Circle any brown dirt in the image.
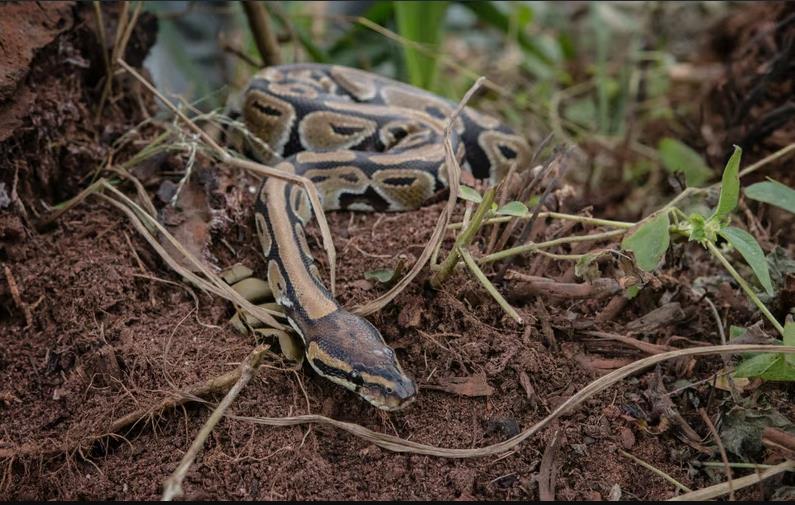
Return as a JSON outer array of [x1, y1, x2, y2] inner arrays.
[[1, 2, 793, 501]]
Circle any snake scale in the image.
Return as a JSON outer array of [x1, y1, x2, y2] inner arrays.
[[236, 64, 530, 410]]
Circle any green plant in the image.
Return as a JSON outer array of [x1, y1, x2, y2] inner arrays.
[[439, 142, 795, 384], [394, 1, 449, 92], [620, 145, 795, 380]]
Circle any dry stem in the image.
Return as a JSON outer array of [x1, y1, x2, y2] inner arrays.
[[162, 345, 269, 501], [242, 1, 282, 66]]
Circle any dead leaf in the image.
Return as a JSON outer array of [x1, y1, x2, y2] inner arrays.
[[425, 373, 494, 397], [626, 302, 685, 333], [538, 429, 561, 501], [517, 369, 538, 407], [721, 405, 794, 460], [350, 279, 374, 291], [159, 178, 213, 273], [713, 368, 750, 393]]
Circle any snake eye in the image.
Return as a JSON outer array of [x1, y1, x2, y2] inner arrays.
[[385, 386, 394, 394]]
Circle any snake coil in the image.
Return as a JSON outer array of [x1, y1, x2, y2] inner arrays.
[[237, 64, 531, 410]]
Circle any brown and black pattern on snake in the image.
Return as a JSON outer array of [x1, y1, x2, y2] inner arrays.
[[240, 64, 530, 410], [255, 167, 416, 410]]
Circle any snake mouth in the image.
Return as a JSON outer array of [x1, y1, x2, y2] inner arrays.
[[360, 377, 417, 411], [382, 393, 417, 411]]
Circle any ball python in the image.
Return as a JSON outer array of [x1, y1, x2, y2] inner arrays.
[[235, 63, 530, 410]]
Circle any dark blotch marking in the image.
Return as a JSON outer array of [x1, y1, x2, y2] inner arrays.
[[252, 101, 282, 117], [390, 127, 408, 141], [312, 358, 348, 381], [498, 143, 518, 159], [331, 124, 365, 136], [340, 173, 360, 183], [312, 358, 364, 387], [382, 177, 416, 187], [339, 187, 390, 211], [426, 105, 447, 119]]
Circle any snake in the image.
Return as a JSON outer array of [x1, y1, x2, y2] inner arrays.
[[236, 64, 530, 410]]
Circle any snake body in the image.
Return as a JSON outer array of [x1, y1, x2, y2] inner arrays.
[[240, 64, 530, 410]]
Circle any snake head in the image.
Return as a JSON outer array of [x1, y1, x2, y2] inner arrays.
[[304, 310, 417, 411]]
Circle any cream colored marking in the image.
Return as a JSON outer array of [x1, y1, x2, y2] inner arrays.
[[286, 316, 306, 344], [295, 150, 357, 164], [286, 69, 340, 95], [324, 100, 442, 129], [269, 81, 319, 100], [294, 222, 313, 260], [381, 85, 451, 116], [346, 202, 376, 212], [289, 185, 313, 224], [265, 179, 337, 319], [306, 341, 356, 393], [243, 89, 295, 156], [372, 168, 436, 210], [478, 130, 531, 183], [274, 160, 296, 174], [306, 341, 352, 370], [299, 111, 377, 151], [360, 371, 399, 390], [463, 107, 501, 129], [255, 212, 272, 257], [309, 264, 324, 285], [368, 144, 444, 165], [395, 130, 433, 150], [377, 119, 418, 150], [267, 259, 288, 306], [330, 65, 377, 101], [381, 85, 463, 133], [254, 68, 284, 81], [303, 165, 369, 186], [303, 165, 370, 205]]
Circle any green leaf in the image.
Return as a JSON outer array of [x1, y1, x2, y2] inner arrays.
[[658, 138, 712, 187], [364, 268, 397, 284], [458, 185, 482, 203], [785, 321, 795, 366], [734, 353, 779, 378], [756, 355, 795, 381], [621, 211, 670, 271], [496, 201, 529, 218], [745, 179, 795, 215], [729, 325, 748, 341], [718, 226, 774, 296], [711, 145, 742, 222], [625, 285, 640, 300], [784, 321, 795, 346]]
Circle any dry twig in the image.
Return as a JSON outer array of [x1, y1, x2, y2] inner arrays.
[[242, 1, 282, 66], [698, 408, 734, 500], [162, 345, 269, 501]]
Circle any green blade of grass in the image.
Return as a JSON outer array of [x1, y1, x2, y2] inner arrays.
[[394, 0, 449, 91], [460, 2, 553, 63]]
